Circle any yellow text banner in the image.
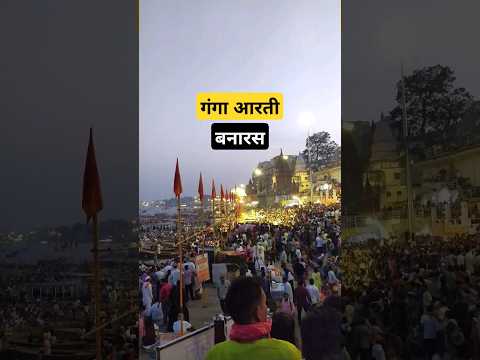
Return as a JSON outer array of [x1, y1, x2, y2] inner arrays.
[[196, 92, 283, 120]]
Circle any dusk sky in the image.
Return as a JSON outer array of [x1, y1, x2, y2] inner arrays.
[[140, 0, 341, 200], [343, 0, 480, 123], [1, 1, 137, 231]]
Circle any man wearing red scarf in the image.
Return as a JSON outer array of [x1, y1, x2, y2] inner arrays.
[[206, 277, 301, 360]]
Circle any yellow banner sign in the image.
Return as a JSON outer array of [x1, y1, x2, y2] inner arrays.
[[195, 254, 210, 282], [196, 92, 283, 120]]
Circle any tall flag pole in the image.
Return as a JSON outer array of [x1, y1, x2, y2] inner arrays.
[[401, 63, 414, 242], [229, 189, 234, 237], [198, 172, 205, 252], [198, 173, 208, 308], [82, 128, 103, 360], [211, 179, 216, 227], [220, 184, 225, 215], [220, 184, 225, 248], [234, 184, 239, 219], [173, 158, 185, 336], [225, 188, 230, 247], [198, 172, 204, 204], [230, 190, 234, 222]]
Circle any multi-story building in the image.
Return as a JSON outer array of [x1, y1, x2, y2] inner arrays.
[[365, 119, 407, 212], [349, 103, 480, 237], [292, 154, 310, 195], [314, 161, 341, 204], [412, 145, 480, 235], [247, 150, 341, 206]]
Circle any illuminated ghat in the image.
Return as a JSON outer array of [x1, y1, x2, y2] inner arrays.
[[246, 150, 341, 208]]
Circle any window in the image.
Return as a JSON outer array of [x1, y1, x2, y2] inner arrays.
[[386, 191, 391, 198], [397, 191, 402, 197], [394, 172, 401, 180]]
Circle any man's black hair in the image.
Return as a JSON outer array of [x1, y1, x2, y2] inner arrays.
[[225, 277, 263, 324]]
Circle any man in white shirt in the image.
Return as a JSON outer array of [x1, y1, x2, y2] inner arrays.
[[306, 279, 320, 304], [184, 265, 195, 302], [173, 314, 192, 335], [315, 234, 325, 254], [168, 264, 180, 286], [216, 275, 231, 314], [263, 232, 269, 243], [256, 243, 265, 264], [282, 276, 294, 303], [295, 247, 302, 260], [327, 268, 339, 285], [184, 257, 196, 272]]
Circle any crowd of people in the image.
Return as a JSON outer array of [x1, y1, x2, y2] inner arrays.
[[341, 233, 480, 359], [205, 206, 480, 360], [0, 259, 139, 359], [199, 204, 343, 359], [139, 253, 203, 344], [139, 201, 480, 360], [138, 203, 345, 359]]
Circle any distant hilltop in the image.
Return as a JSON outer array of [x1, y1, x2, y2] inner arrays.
[[0, 218, 136, 246]]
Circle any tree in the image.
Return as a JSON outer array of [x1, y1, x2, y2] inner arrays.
[[390, 65, 473, 138], [301, 131, 340, 171]]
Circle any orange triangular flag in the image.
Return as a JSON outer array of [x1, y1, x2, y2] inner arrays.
[[211, 179, 216, 199], [82, 128, 103, 223], [173, 158, 183, 198], [198, 172, 204, 202]]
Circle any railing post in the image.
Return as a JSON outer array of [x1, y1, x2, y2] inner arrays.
[[214, 315, 226, 344]]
